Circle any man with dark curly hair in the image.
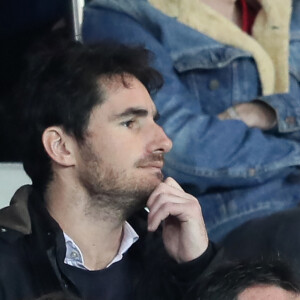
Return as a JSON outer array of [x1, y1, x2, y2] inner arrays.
[[0, 40, 212, 300]]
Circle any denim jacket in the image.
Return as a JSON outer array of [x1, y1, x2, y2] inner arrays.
[[83, 0, 300, 240]]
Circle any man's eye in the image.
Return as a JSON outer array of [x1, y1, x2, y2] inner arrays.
[[122, 120, 135, 128]]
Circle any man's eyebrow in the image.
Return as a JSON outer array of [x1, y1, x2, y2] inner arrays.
[[111, 107, 159, 120]]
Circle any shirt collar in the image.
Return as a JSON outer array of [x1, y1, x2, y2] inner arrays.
[[63, 221, 139, 270]]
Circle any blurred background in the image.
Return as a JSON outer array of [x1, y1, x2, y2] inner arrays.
[[0, 1, 73, 204]]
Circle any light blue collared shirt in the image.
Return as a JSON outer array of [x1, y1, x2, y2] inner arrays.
[[63, 221, 139, 270]]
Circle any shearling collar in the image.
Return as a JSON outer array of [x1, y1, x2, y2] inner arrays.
[[149, 0, 292, 95]]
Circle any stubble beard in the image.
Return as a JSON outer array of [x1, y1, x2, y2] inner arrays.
[[78, 144, 163, 221]]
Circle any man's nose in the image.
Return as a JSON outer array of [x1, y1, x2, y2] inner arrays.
[[149, 124, 173, 154]]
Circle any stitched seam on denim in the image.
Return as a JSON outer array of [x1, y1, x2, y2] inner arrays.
[[207, 200, 298, 232], [174, 53, 253, 71], [164, 156, 300, 178]]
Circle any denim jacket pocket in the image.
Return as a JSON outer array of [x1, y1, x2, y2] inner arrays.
[[172, 46, 250, 72]]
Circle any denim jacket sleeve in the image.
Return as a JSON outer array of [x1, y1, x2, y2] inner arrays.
[[83, 6, 300, 189], [258, 1, 300, 134], [258, 37, 300, 133]]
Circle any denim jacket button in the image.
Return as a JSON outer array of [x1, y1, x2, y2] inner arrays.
[[248, 168, 256, 176], [285, 116, 296, 125], [209, 79, 220, 91]]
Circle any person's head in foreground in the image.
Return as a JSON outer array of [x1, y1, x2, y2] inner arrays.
[[190, 259, 300, 300]]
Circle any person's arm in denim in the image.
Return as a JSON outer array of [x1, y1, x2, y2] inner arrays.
[[219, 75, 300, 133], [83, 7, 300, 189], [219, 14, 300, 134]]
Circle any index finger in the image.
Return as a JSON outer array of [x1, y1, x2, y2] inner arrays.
[[164, 177, 184, 191]]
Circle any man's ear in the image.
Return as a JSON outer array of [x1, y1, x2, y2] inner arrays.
[[42, 126, 76, 167]]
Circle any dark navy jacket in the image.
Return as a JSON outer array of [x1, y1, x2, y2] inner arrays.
[[0, 185, 214, 300]]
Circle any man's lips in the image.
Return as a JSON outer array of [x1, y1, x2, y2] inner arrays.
[[138, 161, 164, 169], [136, 153, 164, 169]]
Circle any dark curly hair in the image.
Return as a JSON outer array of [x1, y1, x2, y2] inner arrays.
[[187, 259, 300, 300]]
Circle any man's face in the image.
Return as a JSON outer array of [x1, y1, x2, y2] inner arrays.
[[75, 75, 172, 218]]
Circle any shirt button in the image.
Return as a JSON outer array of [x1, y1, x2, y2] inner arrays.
[[248, 168, 256, 176], [209, 79, 220, 91], [285, 116, 296, 125], [71, 251, 79, 259]]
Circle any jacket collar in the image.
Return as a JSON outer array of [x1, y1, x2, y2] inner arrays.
[[0, 185, 69, 293], [0, 184, 64, 246], [0, 185, 32, 234]]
